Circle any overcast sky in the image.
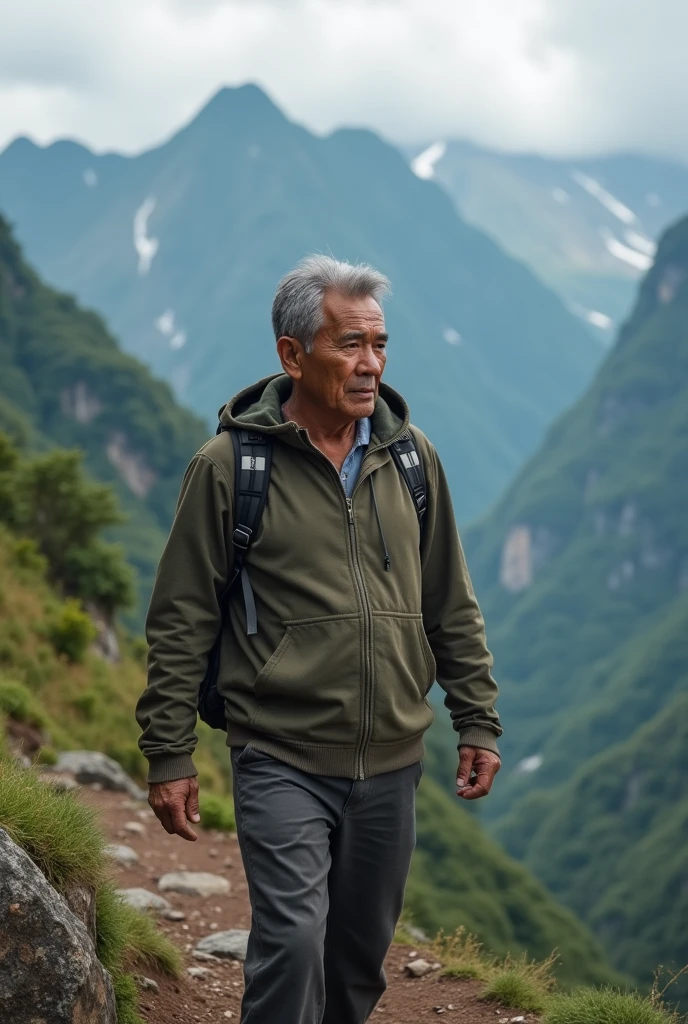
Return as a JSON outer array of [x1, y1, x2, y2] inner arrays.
[[2, 0, 688, 161]]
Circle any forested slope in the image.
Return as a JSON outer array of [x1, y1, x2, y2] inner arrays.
[[0, 216, 208, 618], [462, 215, 688, 992]]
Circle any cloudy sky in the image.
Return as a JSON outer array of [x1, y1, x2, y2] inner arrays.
[[2, 0, 687, 161]]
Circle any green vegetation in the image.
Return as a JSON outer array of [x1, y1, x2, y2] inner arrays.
[[0, 757, 181, 1022], [482, 954, 558, 1013], [199, 791, 236, 832], [543, 988, 680, 1024], [0, 217, 208, 624], [407, 774, 618, 988], [462, 216, 688, 993]]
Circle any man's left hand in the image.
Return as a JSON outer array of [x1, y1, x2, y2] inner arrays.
[[456, 747, 501, 800]]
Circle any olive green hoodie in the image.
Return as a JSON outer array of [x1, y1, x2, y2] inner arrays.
[[136, 374, 501, 783]]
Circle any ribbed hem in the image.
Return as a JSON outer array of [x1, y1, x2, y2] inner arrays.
[[146, 754, 198, 784], [458, 727, 501, 756], [226, 723, 425, 778]]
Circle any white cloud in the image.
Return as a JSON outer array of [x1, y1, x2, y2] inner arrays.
[[1, 0, 688, 161]]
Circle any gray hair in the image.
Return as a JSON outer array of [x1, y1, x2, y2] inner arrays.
[[272, 255, 391, 353]]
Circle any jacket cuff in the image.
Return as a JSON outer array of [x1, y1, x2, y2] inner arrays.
[[458, 727, 501, 756], [146, 754, 198, 784]]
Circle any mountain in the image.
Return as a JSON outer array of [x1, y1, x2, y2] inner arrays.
[[0, 496, 615, 990], [0, 85, 602, 523], [0, 215, 208, 619], [460, 215, 688, 991], [406, 140, 688, 333]]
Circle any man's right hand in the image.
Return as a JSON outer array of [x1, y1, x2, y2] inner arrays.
[[148, 777, 201, 841]]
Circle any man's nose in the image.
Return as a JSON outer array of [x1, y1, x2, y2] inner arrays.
[[357, 345, 381, 375]]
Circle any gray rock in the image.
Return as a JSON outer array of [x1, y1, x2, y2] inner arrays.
[[406, 924, 430, 944], [405, 958, 432, 977], [158, 871, 230, 897], [105, 843, 139, 865], [123, 820, 146, 835], [117, 887, 172, 912], [50, 750, 147, 799], [187, 966, 211, 978], [63, 883, 98, 944], [163, 908, 186, 921], [0, 827, 116, 1023], [195, 929, 250, 961], [134, 975, 159, 992]]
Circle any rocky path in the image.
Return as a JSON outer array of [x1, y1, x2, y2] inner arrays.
[[85, 788, 532, 1024]]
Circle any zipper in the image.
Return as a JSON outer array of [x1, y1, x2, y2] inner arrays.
[[295, 427, 380, 780]]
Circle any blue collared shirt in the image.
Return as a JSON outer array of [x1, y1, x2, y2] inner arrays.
[[339, 417, 371, 497]]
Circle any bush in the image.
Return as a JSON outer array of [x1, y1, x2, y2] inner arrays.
[[64, 541, 136, 615], [544, 988, 678, 1024], [46, 599, 97, 662], [199, 792, 236, 832], [10, 537, 47, 575], [0, 677, 46, 727]]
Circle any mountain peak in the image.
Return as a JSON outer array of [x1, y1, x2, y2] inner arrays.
[[181, 83, 287, 139]]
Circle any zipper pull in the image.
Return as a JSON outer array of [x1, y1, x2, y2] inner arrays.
[[346, 497, 354, 524]]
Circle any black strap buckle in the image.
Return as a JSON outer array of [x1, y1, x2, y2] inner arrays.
[[232, 525, 252, 550]]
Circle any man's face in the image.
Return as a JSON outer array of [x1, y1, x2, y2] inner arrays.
[[298, 290, 388, 422]]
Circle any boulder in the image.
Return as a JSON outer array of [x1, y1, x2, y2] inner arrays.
[[117, 887, 172, 913], [195, 929, 250, 961], [405, 958, 432, 977], [49, 751, 147, 799], [105, 843, 139, 865], [63, 883, 98, 944], [158, 871, 230, 897], [0, 827, 116, 1023]]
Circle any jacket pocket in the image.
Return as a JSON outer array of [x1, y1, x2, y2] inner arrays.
[[371, 613, 435, 744], [252, 613, 362, 744]]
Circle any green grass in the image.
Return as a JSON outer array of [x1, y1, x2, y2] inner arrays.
[[481, 952, 558, 1012], [0, 756, 180, 1023], [199, 791, 236, 832], [544, 988, 680, 1024], [431, 926, 494, 981]]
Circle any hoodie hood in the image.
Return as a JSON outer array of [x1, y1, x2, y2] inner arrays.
[[218, 373, 410, 448]]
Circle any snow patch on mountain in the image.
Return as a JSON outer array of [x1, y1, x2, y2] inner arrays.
[[571, 171, 637, 225], [443, 326, 462, 345], [624, 230, 657, 258], [134, 197, 159, 275], [155, 308, 187, 350], [551, 187, 570, 204], [411, 142, 447, 181], [83, 168, 98, 188], [602, 229, 654, 271], [515, 754, 543, 774]]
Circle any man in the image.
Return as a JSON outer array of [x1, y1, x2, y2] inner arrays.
[[136, 255, 502, 1024]]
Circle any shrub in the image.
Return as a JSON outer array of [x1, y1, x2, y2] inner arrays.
[[544, 988, 678, 1024], [46, 599, 97, 663], [64, 541, 136, 615], [10, 537, 47, 575], [200, 792, 236, 832], [0, 677, 46, 728]]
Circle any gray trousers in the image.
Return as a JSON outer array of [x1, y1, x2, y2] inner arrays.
[[230, 745, 422, 1024]]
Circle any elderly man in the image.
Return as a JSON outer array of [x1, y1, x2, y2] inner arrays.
[[136, 255, 501, 1024]]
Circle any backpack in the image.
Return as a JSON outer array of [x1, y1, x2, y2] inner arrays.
[[197, 426, 427, 730]]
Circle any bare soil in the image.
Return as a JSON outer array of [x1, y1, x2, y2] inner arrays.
[[83, 788, 533, 1024]]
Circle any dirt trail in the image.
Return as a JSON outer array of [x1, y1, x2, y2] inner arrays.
[[85, 788, 532, 1024]]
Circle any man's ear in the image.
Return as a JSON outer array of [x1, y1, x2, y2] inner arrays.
[[277, 335, 304, 380]]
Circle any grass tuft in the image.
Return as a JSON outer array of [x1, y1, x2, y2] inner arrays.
[[111, 972, 143, 1024], [430, 927, 496, 981], [199, 791, 236, 832], [0, 756, 105, 890], [544, 987, 680, 1024], [481, 951, 558, 1012], [96, 881, 181, 977]]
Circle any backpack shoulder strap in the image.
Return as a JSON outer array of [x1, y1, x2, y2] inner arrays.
[[217, 424, 273, 635], [389, 430, 427, 531]]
